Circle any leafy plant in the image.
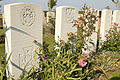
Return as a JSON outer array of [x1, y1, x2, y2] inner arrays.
[[48, 0, 57, 11], [0, 53, 12, 80], [112, 0, 120, 7], [72, 4, 98, 54], [48, 17, 55, 35], [0, 29, 5, 44], [101, 23, 120, 53]]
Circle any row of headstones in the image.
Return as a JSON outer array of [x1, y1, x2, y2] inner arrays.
[[4, 3, 120, 79]]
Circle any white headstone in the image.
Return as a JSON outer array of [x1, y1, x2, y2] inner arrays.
[[113, 10, 120, 26], [47, 11, 55, 23], [55, 6, 78, 42], [100, 9, 112, 42], [4, 3, 43, 79]]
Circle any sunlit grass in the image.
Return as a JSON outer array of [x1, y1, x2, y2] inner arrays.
[[43, 34, 55, 52], [0, 44, 5, 57], [110, 68, 120, 80]]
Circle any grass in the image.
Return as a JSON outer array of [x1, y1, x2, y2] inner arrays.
[[0, 44, 5, 57], [110, 68, 120, 80], [0, 29, 5, 57], [43, 34, 55, 52], [0, 43, 5, 67], [0, 29, 4, 36]]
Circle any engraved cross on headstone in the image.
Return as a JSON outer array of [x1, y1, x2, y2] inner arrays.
[[19, 46, 33, 67]]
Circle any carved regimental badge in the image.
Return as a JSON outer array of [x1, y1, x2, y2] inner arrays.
[[65, 8, 75, 23], [20, 6, 36, 27]]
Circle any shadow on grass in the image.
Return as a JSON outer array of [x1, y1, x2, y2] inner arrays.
[[110, 77, 120, 80]]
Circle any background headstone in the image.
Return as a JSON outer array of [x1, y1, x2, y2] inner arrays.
[[100, 9, 112, 42], [113, 10, 120, 26], [47, 11, 55, 23], [4, 3, 43, 79], [55, 6, 78, 42]]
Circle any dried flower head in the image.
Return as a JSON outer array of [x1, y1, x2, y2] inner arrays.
[[60, 40, 65, 44]]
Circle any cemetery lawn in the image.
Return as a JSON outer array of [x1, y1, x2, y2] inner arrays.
[[43, 35, 55, 52]]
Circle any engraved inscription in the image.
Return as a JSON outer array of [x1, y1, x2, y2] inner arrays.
[[65, 8, 75, 23], [19, 46, 33, 67], [20, 6, 36, 27]]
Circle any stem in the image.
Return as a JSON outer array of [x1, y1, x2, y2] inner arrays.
[[99, 67, 109, 80]]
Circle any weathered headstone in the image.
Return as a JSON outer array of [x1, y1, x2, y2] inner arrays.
[[55, 6, 78, 42], [47, 11, 55, 23], [113, 10, 120, 26], [4, 3, 43, 79], [100, 9, 112, 42]]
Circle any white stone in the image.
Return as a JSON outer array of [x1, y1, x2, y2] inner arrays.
[[55, 6, 78, 42], [113, 10, 120, 26], [100, 9, 112, 42], [4, 3, 43, 79], [47, 11, 55, 23]]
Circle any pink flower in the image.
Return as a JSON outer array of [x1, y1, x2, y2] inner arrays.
[[113, 27, 116, 30], [83, 53, 90, 58], [105, 34, 108, 38], [79, 59, 88, 67]]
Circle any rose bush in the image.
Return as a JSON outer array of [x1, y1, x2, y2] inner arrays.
[[101, 23, 120, 54]]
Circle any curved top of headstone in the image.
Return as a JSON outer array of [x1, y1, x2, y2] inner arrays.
[[4, 3, 42, 8], [56, 6, 78, 9], [113, 10, 120, 12], [102, 9, 112, 11]]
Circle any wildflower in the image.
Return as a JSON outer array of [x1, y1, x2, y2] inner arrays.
[[1, 61, 4, 64], [79, 59, 88, 67], [105, 34, 108, 38], [83, 53, 90, 58], [44, 56, 48, 60], [2, 56, 5, 58]]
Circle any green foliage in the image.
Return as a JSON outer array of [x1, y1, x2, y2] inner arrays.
[[0, 29, 5, 44], [101, 23, 120, 53], [43, 35, 55, 53], [48, 17, 55, 35], [43, 22, 55, 36], [110, 68, 120, 79], [0, 44, 5, 57], [0, 53, 12, 80], [92, 52, 118, 79], [37, 41, 118, 80], [112, 0, 120, 7], [73, 4, 98, 53], [38, 44, 93, 80], [48, 0, 57, 10]]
